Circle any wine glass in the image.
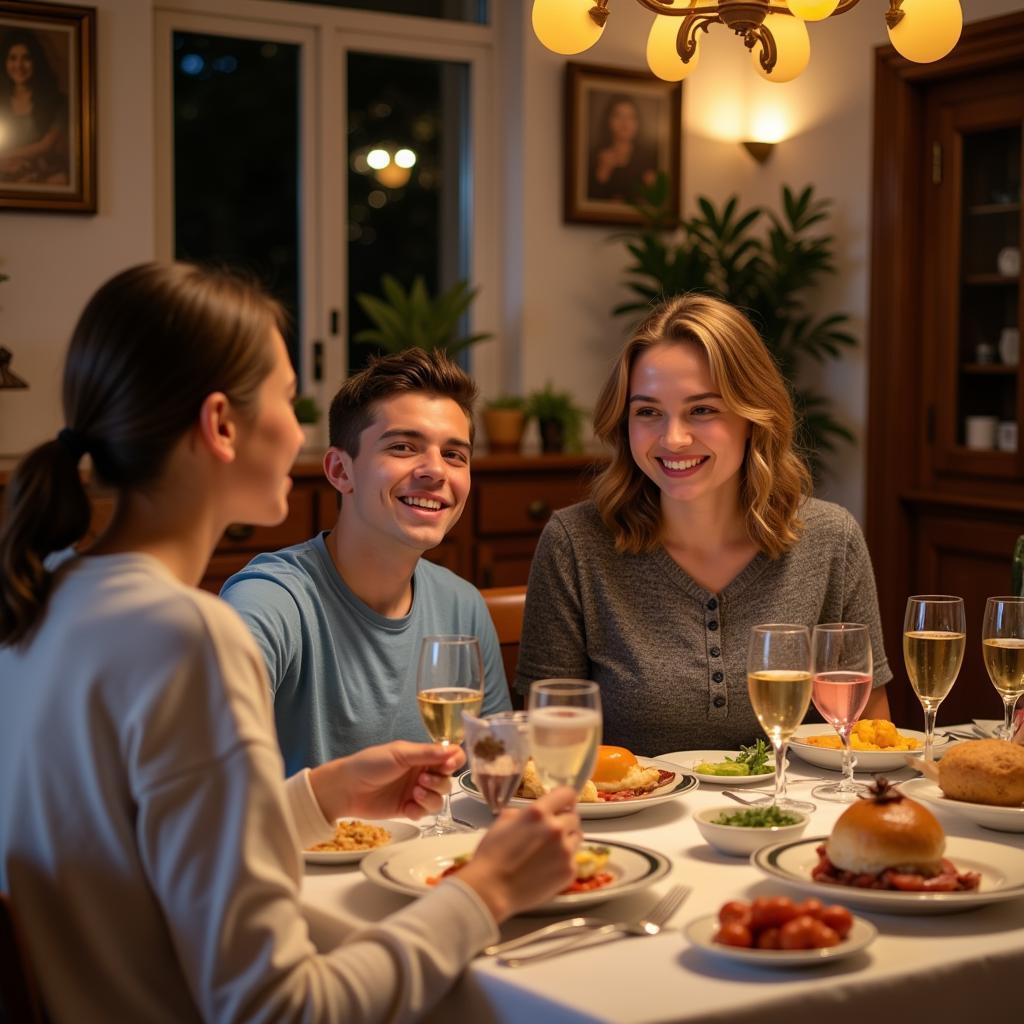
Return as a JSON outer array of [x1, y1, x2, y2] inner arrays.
[[416, 635, 484, 836], [810, 623, 873, 803], [747, 624, 815, 813], [463, 710, 530, 814], [903, 596, 966, 762], [527, 680, 602, 794], [982, 597, 1024, 740]]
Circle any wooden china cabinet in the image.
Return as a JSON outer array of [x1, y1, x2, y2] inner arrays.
[[867, 12, 1024, 728]]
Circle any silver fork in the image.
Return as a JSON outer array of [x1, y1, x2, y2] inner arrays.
[[497, 885, 690, 967]]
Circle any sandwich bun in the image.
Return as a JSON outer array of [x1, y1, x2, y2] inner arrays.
[[826, 784, 945, 876]]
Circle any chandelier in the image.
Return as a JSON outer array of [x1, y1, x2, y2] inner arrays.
[[532, 0, 964, 84]]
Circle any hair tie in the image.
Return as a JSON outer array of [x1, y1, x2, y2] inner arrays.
[[57, 427, 89, 460]]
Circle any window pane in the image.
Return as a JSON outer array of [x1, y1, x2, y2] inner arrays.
[[173, 32, 302, 366], [347, 52, 470, 374], [277, 0, 487, 23]]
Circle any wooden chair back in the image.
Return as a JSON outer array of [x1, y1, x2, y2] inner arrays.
[[481, 585, 527, 709], [0, 892, 46, 1023]]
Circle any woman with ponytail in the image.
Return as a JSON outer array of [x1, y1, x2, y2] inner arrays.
[[516, 293, 892, 755], [0, 263, 579, 1023]]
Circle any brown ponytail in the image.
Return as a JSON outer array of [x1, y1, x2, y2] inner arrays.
[[0, 262, 283, 646]]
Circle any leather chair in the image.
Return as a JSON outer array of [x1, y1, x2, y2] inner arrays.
[[481, 585, 526, 709], [0, 892, 46, 1023]]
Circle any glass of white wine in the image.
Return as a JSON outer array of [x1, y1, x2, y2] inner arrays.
[[527, 680, 602, 795], [903, 595, 966, 762], [747, 624, 814, 814], [416, 635, 484, 836], [982, 596, 1024, 740]]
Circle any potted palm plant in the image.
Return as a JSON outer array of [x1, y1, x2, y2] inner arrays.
[[354, 274, 493, 355]]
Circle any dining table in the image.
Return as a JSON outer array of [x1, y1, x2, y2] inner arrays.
[[301, 730, 1024, 1024]]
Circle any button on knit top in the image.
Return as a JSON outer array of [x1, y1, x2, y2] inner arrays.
[[515, 498, 891, 757]]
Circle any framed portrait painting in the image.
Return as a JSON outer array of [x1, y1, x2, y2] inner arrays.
[[564, 62, 681, 227], [0, 1, 96, 213]]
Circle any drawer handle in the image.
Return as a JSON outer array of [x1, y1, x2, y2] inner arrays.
[[224, 523, 255, 542], [527, 499, 550, 521]]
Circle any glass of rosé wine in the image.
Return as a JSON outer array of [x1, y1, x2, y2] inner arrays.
[[463, 710, 530, 815], [810, 623, 873, 803]]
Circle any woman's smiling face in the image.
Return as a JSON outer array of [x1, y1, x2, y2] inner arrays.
[[627, 340, 751, 508], [5, 44, 33, 87]]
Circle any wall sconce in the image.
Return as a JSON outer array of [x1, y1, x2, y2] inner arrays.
[[742, 140, 775, 164]]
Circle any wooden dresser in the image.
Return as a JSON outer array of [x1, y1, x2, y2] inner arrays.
[[0, 453, 604, 594]]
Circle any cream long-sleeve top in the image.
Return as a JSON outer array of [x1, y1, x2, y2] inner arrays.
[[0, 553, 497, 1023]]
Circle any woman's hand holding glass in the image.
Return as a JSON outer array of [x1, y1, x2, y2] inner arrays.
[[527, 680, 602, 795], [810, 623, 873, 803], [747, 624, 814, 813], [982, 597, 1024, 740], [416, 635, 484, 835], [903, 595, 965, 761]]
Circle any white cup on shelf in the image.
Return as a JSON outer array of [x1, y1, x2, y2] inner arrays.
[[997, 421, 1018, 453], [965, 415, 998, 450], [999, 327, 1020, 367]]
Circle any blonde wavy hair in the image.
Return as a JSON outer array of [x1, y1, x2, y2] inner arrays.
[[591, 293, 812, 558]]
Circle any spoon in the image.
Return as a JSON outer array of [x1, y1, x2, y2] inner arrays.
[[720, 790, 758, 806]]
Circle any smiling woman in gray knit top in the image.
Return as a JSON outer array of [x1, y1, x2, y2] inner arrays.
[[516, 294, 891, 757]]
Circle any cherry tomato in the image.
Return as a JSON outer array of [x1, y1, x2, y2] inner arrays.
[[794, 898, 825, 920], [756, 926, 782, 950], [778, 914, 817, 950], [715, 922, 753, 948], [718, 900, 751, 927], [820, 904, 853, 939], [750, 895, 798, 930], [807, 920, 841, 948]]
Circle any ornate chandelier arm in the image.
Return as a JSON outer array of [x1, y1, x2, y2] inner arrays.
[[617, 0, 865, 18]]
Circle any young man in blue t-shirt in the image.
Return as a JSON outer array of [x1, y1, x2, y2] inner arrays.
[[222, 349, 510, 773]]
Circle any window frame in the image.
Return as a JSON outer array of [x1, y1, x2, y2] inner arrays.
[[154, 0, 500, 398]]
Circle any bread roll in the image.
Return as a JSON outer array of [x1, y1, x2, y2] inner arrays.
[[938, 739, 1024, 807], [826, 790, 944, 875]]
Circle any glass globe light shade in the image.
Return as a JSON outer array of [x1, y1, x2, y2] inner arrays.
[[786, 0, 840, 21], [646, 12, 701, 82], [532, 0, 604, 56], [888, 0, 962, 64], [753, 14, 811, 83]]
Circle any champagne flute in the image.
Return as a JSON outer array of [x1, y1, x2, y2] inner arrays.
[[747, 624, 815, 813], [903, 596, 966, 762], [810, 623, 873, 803], [527, 680, 602, 794], [463, 710, 530, 814], [416, 635, 484, 836], [982, 597, 1024, 740]]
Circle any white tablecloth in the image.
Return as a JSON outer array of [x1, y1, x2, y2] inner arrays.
[[301, 745, 1024, 1024]]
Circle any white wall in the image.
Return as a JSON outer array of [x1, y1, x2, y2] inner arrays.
[[509, 0, 1024, 521], [0, 0, 155, 456]]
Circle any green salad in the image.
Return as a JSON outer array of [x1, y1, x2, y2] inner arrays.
[[712, 806, 800, 828], [694, 739, 772, 777]]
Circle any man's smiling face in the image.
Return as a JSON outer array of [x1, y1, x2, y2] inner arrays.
[[333, 392, 472, 554]]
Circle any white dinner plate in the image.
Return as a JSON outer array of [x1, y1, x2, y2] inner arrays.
[[684, 913, 877, 967], [303, 819, 421, 865], [659, 749, 777, 787], [361, 834, 671, 910], [972, 719, 1002, 739], [458, 757, 698, 819], [753, 835, 1024, 914], [787, 724, 947, 773], [899, 777, 1024, 834]]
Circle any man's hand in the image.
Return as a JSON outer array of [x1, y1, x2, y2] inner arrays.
[[309, 741, 465, 822]]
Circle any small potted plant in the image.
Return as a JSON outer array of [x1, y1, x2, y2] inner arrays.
[[525, 382, 585, 454], [482, 394, 527, 454], [293, 394, 322, 451]]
